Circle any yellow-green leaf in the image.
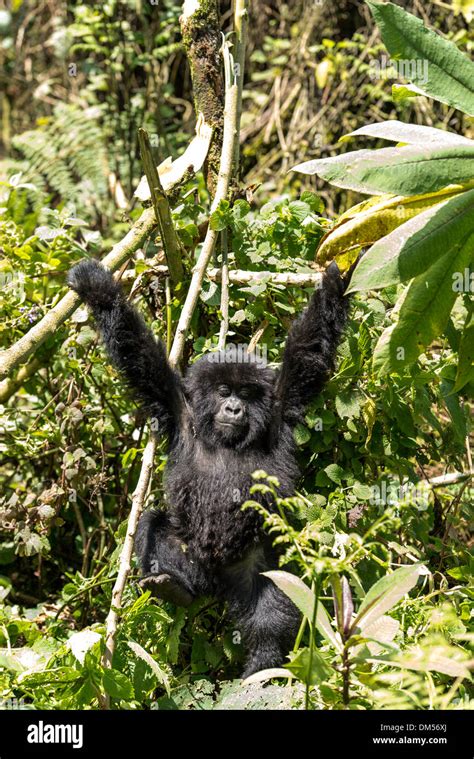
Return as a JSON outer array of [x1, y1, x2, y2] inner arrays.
[[317, 186, 465, 266]]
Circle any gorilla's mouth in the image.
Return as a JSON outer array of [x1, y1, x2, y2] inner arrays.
[[215, 418, 248, 436], [216, 420, 246, 429]]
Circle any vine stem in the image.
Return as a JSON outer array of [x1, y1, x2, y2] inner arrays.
[[341, 643, 351, 707], [305, 575, 321, 711]]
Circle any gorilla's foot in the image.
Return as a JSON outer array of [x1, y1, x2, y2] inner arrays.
[[139, 573, 193, 607]]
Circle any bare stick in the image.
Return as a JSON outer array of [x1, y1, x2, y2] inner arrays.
[[211, 269, 323, 286], [429, 471, 473, 488], [137, 128, 184, 286], [232, 0, 249, 173], [122, 266, 324, 287], [217, 229, 229, 351], [101, 437, 156, 685]]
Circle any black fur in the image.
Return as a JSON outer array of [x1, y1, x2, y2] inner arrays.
[[67, 259, 350, 677]]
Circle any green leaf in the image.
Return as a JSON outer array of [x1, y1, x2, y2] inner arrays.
[[357, 615, 400, 655], [285, 646, 332, 685], [348, 189, 474, 292], [353, 482, 373, 500], [391, 82, 427, 104], [287, 200, 311, 221], [101, 668, 134, 701], [367, 1, 474, 115], [263, 570, 341, 651], [324, 463, 345, 484], [318, 186, 465, 266], [127, 641, 170, 696], [454, 307, 474, 391], [441, 377, 467, 443], [18, 668, 83, 687], [292, 144, 474, 196], [335, 390, 362, 419], [342, 120, 473, 147], [353, 564, 425, 632], [209, 200, 231, 231], [293, 423, 311, 446], [373, 233, 474, 374]]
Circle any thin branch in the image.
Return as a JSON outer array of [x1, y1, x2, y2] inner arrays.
[[0, 355, 42, 403], [217, 229, 229, 351], [137, 128, 184, 286], [429, 471, 473, 488], [232, 0, 248, 173], [122, 266, 324, 287], [101, 435, 156, 706], [211, 269, 323, 286]]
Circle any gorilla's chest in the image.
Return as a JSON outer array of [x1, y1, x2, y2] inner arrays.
[[164, 438, 297, 563]]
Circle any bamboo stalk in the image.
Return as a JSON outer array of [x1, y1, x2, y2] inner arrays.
[[137, 128, 184, 286]]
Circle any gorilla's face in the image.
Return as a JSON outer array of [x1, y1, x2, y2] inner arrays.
[[184, 355, 276, 450]]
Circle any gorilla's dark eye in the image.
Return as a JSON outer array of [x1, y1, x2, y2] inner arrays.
[[239, 385, 256, 400], [217, 384, 231, 397]]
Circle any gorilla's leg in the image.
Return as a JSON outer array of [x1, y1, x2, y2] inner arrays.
[[135, 510, 206, 607], [221, 550, 301, 678]]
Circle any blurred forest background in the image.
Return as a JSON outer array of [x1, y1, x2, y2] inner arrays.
[[0, 0, 473, 710]]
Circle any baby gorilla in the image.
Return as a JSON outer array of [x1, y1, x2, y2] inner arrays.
[[68, 259, 350, 677]]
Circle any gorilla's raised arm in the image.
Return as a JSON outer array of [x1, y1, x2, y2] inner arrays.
[[276, 262, 350, 424], [67, 260, 182, 438]]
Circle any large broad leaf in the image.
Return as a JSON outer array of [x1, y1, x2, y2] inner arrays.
[[354, 615, 400, 657], [352, 564, 424, 632], [373, 234, 474, 374], [263, 570, 341, 651], [292, 144, 474, 196], [454, 308, 474, 391], [127, 641, 170, 695], [348, 188, 474, 292], [317, 186, 465, 266], [441, 375, 467, 443], [369, 647, 471, 679], [367, 1, 474, 116], [101, 669, 134, 701], [342, 120, 474, 147]]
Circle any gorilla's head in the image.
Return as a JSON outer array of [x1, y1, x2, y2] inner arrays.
[[183, 351, 277, 450]]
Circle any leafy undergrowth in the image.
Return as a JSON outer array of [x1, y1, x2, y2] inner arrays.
[[1, 180, 472, 709]]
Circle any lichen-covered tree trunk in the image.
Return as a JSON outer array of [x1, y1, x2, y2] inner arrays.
[[180, 0, 224, 194]]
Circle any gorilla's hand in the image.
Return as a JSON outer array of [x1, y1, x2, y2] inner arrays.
[[67, 259, 121, 310]]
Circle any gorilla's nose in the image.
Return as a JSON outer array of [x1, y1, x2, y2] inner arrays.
[[223, 398, 244, 422]]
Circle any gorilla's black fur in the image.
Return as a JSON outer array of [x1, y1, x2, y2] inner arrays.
[[67, 259, 350, 677]]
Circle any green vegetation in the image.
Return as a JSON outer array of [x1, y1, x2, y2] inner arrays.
[[0, 0, 472, 710]]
